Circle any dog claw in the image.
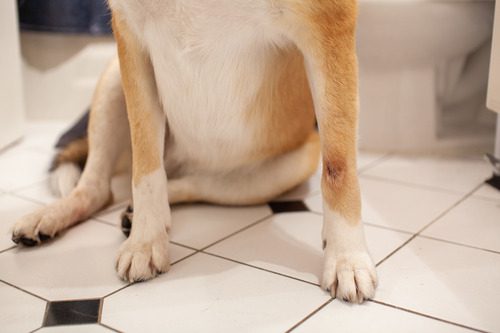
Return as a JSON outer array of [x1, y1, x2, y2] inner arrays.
[[19, 237, 38, 247]]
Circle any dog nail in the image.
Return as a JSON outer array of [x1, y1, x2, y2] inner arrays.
[[20, 237, 38, 247], [39, 233, 51, 241], [126, 205, 133, 213]]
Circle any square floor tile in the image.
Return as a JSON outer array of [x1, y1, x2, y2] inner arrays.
[[363, 156, 491, 193], [15, 121, 67, 154], [472, 184, 500, 202], [294, 300, 474, 333], [0, 281, 46, 333], [206, 212, 412, 284], [97, 204, 272, 250], [422, 197, 500, 252], [375, 237, 500, 333], [170, 204, 272, 249], [44, 299, 100, 326], [275, 173, 321, 202], [102, 253, 330, 333], [0, 194, 43, 251], [357, 151, 387, 172], [0, 148, 52, 192], [305, 177, 462, 233], [0, 221, 194, 300]]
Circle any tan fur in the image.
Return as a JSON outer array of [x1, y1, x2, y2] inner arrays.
[[112, 14, 163, 186], [276, 0, 361, 225], [249, 45, 316, 161], [51, 138, 88, 170]]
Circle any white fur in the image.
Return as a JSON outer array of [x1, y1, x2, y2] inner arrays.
[[321, 202, 378, 303], [116, 168, 171, 282], [110, 0, 289, 173], [49, 163, 82, 197]]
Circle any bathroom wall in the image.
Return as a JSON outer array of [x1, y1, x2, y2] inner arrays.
[[21, 32, 115, 121], [0, 0, 25, 150]]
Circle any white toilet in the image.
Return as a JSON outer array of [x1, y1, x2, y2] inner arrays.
[[356, 0, 495, 153]]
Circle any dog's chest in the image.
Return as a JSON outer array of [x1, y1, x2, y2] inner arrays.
[[113, 0, 288, 168]]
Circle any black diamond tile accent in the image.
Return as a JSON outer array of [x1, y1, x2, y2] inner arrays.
[[43, 299, 101, 326], [268, 201, 309, 214], [485, 174, 500, 191]]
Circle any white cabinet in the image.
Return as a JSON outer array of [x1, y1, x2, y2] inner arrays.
[[0, 0, 25, 150]]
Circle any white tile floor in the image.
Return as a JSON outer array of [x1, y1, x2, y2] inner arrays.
[[0, 122, 499, 333]]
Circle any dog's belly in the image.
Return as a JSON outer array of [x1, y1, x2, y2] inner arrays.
[[111, 0, 314, 172]]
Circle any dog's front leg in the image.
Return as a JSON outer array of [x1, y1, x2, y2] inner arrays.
[[285, 3, 377, 302], [112, 14, 170, 282]]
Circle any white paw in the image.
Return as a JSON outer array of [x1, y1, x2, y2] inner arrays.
[[321, 251, 377, 303], [12, 206, 69, 246], [116, 232, 170, 282]]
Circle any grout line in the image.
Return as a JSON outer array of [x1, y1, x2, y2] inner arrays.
[[201, 251, 319, 287], [308, 211, 418, 237], [362, 221, 415, 235], [417, 235, 500, 256], [28, 327, 42, 333], [370, 300, 492, 333], [99, 322, 124, 333], [0, 279, 49, 302], [101, 249, 200, 299], [359, 173, 467, 195], [198, 213, 275, 251], [376, 182, 483, 268], [0, 245, 17, 255], [101, 283, 133, 300], [357, 153, 393, 175], [285, 298, 335, 333]]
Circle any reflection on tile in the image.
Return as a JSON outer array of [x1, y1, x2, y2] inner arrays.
[[44, 299, 100, 326], [0, 149, 52, 191], [0, 221, 126, 300], [206, 212, 412, 284], [102, 253, 329, 332], [363, 156, 490, 193], [305, 177, 461, 233], [358, 151, 386, 171], [170, 204, 272, 249], [295, 301, 474, 333], [0, 281, 46, 333], [0, 194, 43, 251], [375, 237, 500, 333], [0, 220, 194, 300], [422, 197, 500, 252]]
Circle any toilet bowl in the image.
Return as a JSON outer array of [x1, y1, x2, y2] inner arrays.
[[356, 0, 495, 153]]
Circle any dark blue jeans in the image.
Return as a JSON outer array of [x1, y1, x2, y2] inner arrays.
[[18, 0, 112, 35]]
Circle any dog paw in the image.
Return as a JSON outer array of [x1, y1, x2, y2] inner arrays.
[[12, 208, 64, 246], [116, 233, 170, 282], [321, 251, 377, 303]]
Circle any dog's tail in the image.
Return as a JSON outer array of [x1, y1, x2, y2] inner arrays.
[[49, 111, 89, 197]]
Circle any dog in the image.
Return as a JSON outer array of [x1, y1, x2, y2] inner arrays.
[[12, 0, 377, 303]]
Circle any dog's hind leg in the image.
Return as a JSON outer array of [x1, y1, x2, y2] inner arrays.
[[12, 58, 129, 246]]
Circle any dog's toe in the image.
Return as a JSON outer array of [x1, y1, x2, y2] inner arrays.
[[116, 233, 170, 282], [322, 252, 377, 303]]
